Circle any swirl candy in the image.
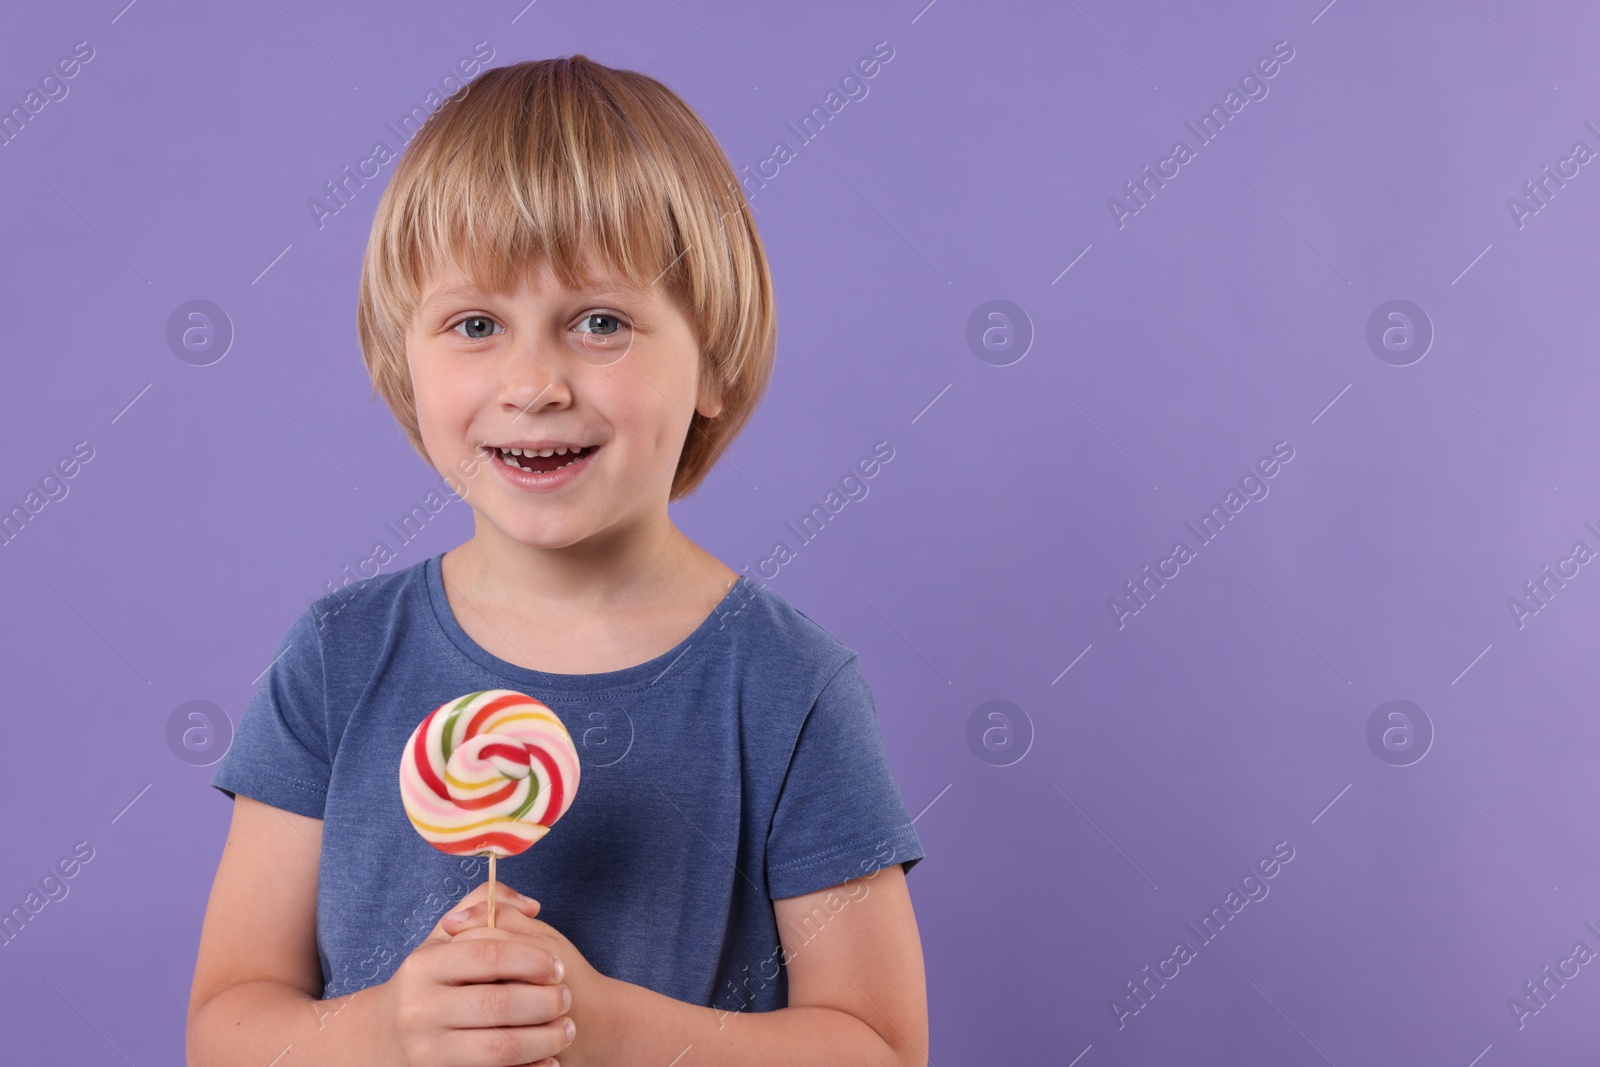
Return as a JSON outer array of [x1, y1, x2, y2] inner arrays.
[[400, 689, 581, 858]]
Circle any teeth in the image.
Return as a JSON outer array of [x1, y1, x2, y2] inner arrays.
[[493, 445, 588, 472], [497, 446, 583, 457]]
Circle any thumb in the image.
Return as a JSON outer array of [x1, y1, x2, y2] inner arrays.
[[432, 883, 541, 939]]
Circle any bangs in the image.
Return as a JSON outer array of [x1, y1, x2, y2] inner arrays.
[[378, 62, 701, 319], [403, 126, 683, 307]]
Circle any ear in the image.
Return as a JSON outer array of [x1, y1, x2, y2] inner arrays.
[[695, 364, 725, 420]]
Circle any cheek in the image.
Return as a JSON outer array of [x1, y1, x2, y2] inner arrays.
[[635, 361, 700, 435], [590, 371, 678, 450], [411, 354, 480, 431]]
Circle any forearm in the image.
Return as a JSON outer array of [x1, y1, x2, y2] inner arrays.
[[582, 975, 908, 1067], [187, 979, 394, 1067]]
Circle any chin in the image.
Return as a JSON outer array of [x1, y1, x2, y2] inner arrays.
[[495, 517, 590, 550]]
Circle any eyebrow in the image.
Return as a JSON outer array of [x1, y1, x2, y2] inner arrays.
[[418, 286, 485, 310], [419, 279, 649, 311]]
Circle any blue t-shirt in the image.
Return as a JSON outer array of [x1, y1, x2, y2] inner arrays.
[[210, 554, 924, 1012]]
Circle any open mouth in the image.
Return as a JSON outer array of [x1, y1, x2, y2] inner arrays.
[[491, 445, 597, 474]]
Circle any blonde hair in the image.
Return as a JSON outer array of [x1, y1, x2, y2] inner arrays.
[[357, 54, 776, 500]]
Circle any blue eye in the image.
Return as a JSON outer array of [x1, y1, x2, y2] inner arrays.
[[452, 315, 500, 340], [576, 312, 626, 337]]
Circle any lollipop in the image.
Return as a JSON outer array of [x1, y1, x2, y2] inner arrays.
[[400, 689, 580, 926]]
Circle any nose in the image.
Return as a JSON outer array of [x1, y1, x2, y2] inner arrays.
[[498, 331, 573, 420]]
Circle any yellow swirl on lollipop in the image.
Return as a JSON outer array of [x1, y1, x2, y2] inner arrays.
[[399, 689, 581, 858]]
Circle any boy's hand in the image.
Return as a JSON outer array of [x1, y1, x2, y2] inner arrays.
[[377, 881, 574, 1067], [443, 893, 609, 1067]]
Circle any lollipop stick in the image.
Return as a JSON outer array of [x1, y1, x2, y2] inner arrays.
[[487, 853, 497, 929]]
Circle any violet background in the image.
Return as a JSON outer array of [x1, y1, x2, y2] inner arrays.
[[3, 0, 1598, 1063]]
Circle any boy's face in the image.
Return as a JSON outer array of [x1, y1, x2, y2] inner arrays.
[[405, 250, 721, 548]]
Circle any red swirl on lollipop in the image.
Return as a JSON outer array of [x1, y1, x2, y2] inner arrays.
[[399, 689, 581, 925]]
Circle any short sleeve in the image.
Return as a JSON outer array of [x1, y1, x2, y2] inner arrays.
[[210, 606, 331, 819], [765, 655, 925, 900]]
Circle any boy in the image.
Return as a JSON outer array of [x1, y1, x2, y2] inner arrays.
[[186, 54, 929, 1067]]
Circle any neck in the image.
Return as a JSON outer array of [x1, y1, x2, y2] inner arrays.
[[446, 506, 694, 617]]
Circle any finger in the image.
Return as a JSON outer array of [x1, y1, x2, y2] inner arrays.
[[436, 977, 571, 1030], [454, 879, 541, 915], [437, 1016, 575, 1067], [448, 927, 566, 986], [435, 931, 566, 986], [442, 898, 545, 936], [426, 883, 539, 943]]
